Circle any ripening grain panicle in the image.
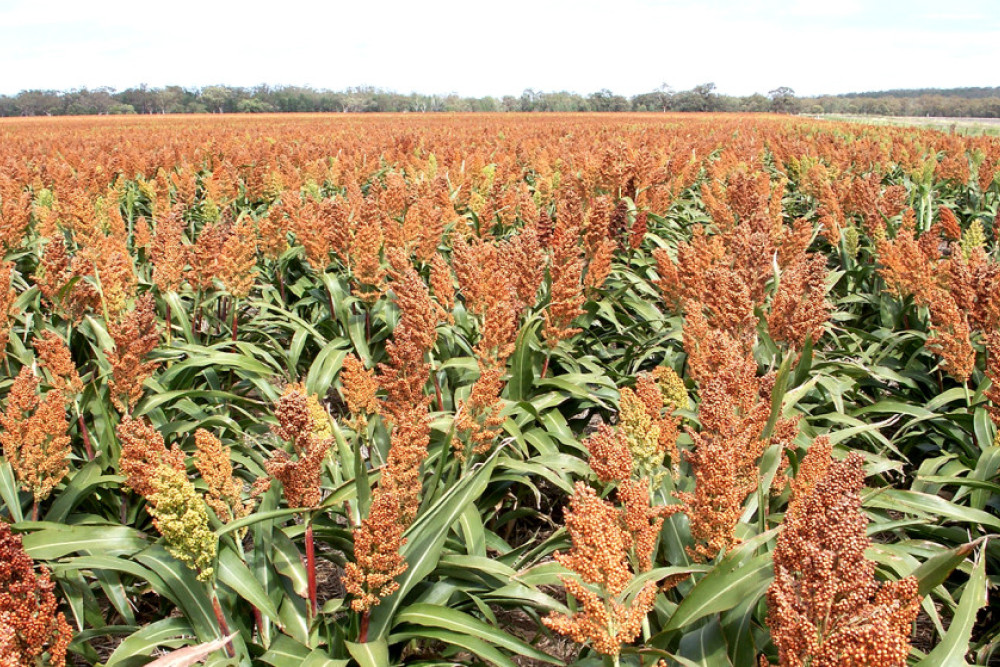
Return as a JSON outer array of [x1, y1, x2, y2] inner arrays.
[[195, 428, 251, 524], [543, 482, 661, 657], [766, 451, 921, 666], [0, 522, 73, 667], [264, 383, 332, 509], [0, 261, 18, 358], [0, 367, 71, 503], [34, 331, 83, 400], [107, 293, 161, 414]]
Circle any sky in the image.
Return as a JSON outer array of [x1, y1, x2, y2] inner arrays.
[[0, 0, 997, 98]]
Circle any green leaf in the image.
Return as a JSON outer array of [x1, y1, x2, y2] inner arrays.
[[270, 527, 309, 598], [866, 489, 1000, 531], [916, 550, 987, 666], [911, 540, 980, 597], [661, 533, 776, 633], [676, 617, 734, 667], [762, 352, 793, 441], [366, 450, 500, 639], [217, 547, 282, 627], [44, 463, 121, 523], [345, 639, 389, 667], [21, 524, 149, 559], [395, 603, 560, 665], [0, 459, 24, 522], [388, 628, 518, 667], [105, 617, 194, 667], [135, 546, 221, 645], [302, 650, 350, 667], [305, 339, 349, 396], [507, 319, 539, 402], [158, 349, 278, 383], [259, 633, 311, 665]]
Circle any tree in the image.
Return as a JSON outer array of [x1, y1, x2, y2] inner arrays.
[[768, 87, 799, 114], [692, 83, 718, 112], [656, 83, 674, 112], [201, 86, 234, 113], [741, 93, 770, 113]]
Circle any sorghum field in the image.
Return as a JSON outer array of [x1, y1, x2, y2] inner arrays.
[[0, 113, 996, 667]]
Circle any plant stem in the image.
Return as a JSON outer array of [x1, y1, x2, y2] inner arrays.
[[305, 518, 318, 617], [433, 368, 444, 412], [231, 298, 239, 342], [164, 299, 172, 346], [217, 296, 226, 336], [211, 591, 235, 657], [276, 264, 287, 303], [77, 413, 93, 460], [253, 606, 264, 641], [541, 353, 551, 379], [193, 290, 203, 343], [359, 611, 370, 643], [31, 500, 39, 522]]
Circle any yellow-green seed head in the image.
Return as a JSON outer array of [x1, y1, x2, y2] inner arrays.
[[653, 367, 688, 412], [619, 389, 662, 479], [307, 394, 333, 442], [148, 464, 217, 581], [962, 219, 986, 258], [842, 225, 860, 259]]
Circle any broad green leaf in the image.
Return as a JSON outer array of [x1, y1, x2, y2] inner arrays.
[[388, 628, 518, 667], [259, 633, 311, 665], [676, 617, 734, 667], [911, 540, 980, 597], [304, 339, 349, 396], [217, 547, 282, 626], [22, 524, 148, 560], [916, 551, 987, 666], [105, 617, 194, 667], [135, 546, 221, 645], [866, 489, 1000, 531], [507, 319, 539, 402], [661, 534, 775, 633], [0, 459, 24, 521], [44, 463, 121, 523], [395, 603, 560, 665], [345, 639, 389, 667], [366, 450, 499, 639]]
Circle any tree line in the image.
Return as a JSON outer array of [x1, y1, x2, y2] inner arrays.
[[2, 83, 999, 117]]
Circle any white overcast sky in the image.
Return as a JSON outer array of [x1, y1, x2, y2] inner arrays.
[[0, 0, 997, 97]]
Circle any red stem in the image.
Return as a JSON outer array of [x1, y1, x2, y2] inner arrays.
[[252, 606, 263, 641], [165, 301, 172, 345], [78, 414, 93, 460], [276, 266, 287, 302], [211, 593, 235, 657], [31, 501, 39, 522], [540, 354, 550, 379], [306, 522, 318, 617], [231, 303, 239, 342], [433, 371, 444, 412], [359, 611, 370, 643], [218, 297, 227, 336]]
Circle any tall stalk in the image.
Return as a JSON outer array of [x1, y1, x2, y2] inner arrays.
[[305, 515, 318, 617], [210, 589, 235, 657]]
